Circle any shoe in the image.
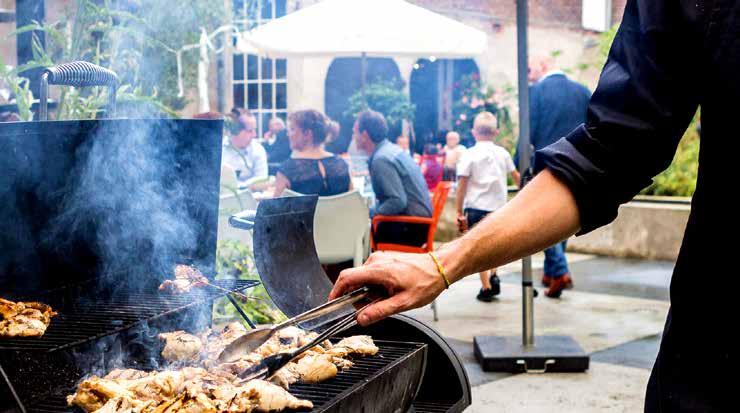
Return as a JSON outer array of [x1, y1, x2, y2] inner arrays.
[[477, 288, 496, 302], [545, 274, 573, 298], [542, 275, 552, 287], [489, 273, 501, 296]]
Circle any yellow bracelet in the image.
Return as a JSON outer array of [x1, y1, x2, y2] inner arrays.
[[428, 252, 451, 289]]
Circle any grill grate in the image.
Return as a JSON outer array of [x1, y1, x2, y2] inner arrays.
[[0, 279, 259, 353], [24, 340, 426, 413]]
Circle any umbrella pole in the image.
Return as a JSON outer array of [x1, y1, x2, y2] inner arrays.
[[472, 0, 589, 374]]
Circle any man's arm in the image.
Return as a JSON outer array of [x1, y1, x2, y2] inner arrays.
[[331, 169, 579, 325], [372, 158, 408, 216]]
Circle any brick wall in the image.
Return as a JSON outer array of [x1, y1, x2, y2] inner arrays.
[[412, 0, 627, 29]]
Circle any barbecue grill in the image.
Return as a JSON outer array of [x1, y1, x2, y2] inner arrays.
[[1, 62, 470, 413]]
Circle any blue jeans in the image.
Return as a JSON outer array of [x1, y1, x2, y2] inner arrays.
[[544, 240, 569, 278]]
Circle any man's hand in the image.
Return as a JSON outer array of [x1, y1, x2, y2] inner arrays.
[[329, 251, 447, 326]]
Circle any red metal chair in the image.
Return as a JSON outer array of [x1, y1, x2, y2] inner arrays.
[[370, 181, 452, 253]]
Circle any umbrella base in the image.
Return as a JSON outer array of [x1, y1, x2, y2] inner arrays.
[[474, 335, 589, 373]]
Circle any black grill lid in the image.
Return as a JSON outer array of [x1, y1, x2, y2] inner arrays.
[[0, 119, 223, 297], [251, 195, 350, 330]]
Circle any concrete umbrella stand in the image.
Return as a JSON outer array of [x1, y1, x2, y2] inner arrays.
[[473, 0, 589, 374]]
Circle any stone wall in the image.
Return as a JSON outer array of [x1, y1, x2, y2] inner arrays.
[[436, 193, 691, 261]]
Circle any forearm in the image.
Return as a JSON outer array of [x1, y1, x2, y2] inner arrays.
[[438, 168, 580, 282]]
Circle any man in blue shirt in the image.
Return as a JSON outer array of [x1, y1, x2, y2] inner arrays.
[[353, 110, 432, 247]]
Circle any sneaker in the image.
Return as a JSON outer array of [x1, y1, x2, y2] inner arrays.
[[477, 288, 497, 302], [542, 275, 552, 287], [489, 273, 501, 296]]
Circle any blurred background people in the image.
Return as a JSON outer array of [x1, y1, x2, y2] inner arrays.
[[262, 117, 291, 175], [222, 108, 268, 184], [273, 109, 351, 197], [421, 144, 444, 190], [443, 131, 466, 181]]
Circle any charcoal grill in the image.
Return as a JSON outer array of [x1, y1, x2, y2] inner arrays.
[[1, 62, 469, 413]]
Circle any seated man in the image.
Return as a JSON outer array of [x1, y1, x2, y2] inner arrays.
[[353, 110, 433, 247], [223, 109, 268, 184], [262, 117, 291, 175]]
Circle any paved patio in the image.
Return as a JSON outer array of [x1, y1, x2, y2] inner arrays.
[[404, 252, 673, 412]]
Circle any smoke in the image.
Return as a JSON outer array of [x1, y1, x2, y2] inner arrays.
[[45, 119, 206, 292]]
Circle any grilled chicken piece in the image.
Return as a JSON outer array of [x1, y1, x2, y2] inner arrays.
[[159, 331, 203, 362], [240, 380, 313, 412], [104, 369, 153, 381], [328, 335, 379, 357], [67, 377, 135, 412], [0, 298, 57, 338], [158, 265, 208, 294], [292, 354, 338, 383]]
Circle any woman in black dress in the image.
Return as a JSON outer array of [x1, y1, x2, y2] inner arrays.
[[273, 109, 351, 197]]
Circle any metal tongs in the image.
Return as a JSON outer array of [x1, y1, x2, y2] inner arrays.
[[217, 286, 375, 363], [235, 300, 375, 383]]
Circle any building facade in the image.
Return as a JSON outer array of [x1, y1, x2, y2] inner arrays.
[[226, 0, 626, 144]]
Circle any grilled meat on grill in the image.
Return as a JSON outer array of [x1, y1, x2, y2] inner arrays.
[[158, 265, 208, 294], [291, 354, 338, 383], [0, 298, 57, 338], [69, 370, 313, 413], [159, 331, 203, 362], [327, 335, 379, 357]]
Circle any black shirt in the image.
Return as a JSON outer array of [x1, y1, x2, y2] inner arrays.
[[278, 156, 350, 196], [533, 0, 737, 410]]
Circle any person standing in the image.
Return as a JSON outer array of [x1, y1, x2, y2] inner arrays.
[[222, 109, 268, 184], [515, 56, 591, 298], [354, 110, 432, 247], [457, 112, 520, 301]]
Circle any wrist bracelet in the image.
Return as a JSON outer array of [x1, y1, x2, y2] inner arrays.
[[428, 252, 451, 289]]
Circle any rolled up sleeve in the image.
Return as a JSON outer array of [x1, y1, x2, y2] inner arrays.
[[533, 0, 700, 234]]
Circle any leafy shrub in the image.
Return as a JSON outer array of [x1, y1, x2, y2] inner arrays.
[[212, 240, 286, 326], [344, 79, 415, 138]]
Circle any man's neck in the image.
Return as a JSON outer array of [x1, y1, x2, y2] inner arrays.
[[538, 70, 565, 82]]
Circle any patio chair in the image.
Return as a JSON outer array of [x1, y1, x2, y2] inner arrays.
[[283, 189, 370, 267], [370, 181, 452, 321]]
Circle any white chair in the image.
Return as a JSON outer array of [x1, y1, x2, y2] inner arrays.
[[219, 165, 258, 244], [283, 189, 370, 267]]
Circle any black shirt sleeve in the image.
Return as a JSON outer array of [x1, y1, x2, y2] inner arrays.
[[533, 0, 701, 234]]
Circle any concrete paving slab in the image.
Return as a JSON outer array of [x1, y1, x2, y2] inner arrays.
[[591, 334, 662, 370], [468, 362, 650, 412], [500, 256, 674, 302], [405, 281, 669, 355]]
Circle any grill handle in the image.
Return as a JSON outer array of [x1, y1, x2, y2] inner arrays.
[[39, 61, 119, 120], [229, 209, 257, 230]]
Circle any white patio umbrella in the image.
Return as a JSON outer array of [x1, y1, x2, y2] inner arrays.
[[235, 0, 487, 88]]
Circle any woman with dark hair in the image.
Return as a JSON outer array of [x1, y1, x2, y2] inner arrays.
[[273, 109, 351, 197]]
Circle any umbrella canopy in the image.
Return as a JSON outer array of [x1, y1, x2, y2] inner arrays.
[[236, 0, 487, 58]]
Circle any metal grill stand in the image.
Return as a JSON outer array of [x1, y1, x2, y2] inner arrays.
[[473, 0, 589, 374]]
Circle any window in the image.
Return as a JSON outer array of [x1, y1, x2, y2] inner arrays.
[[232, 0, 288, 138]]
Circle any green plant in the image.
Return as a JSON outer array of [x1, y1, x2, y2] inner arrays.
[[0, 57, 34, 121], [452, 74, 517, 151], [213, 240, 286, 326], [345, 79, 416, 136], [640, 111, 700, 197], [9, 0, 226, 119]]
